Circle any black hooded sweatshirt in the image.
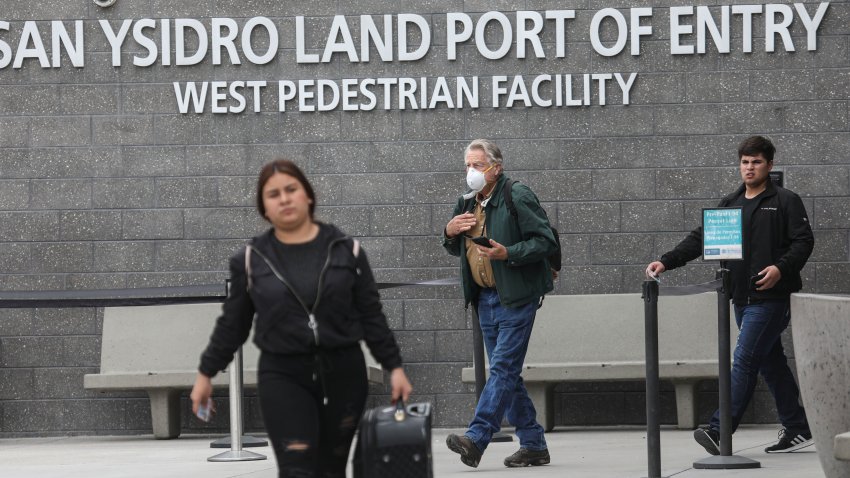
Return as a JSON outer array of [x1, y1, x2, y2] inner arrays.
[[199, 223, 402, 377]]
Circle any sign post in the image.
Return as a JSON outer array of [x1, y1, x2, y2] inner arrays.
[[694, 208, 759, 470]]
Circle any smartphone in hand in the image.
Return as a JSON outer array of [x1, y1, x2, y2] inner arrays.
[[750, 273, 766, 290], [196, 399, 213, 422], [470, 236, 493, 248]]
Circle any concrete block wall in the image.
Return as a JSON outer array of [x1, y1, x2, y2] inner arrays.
[[0, 0, 848, 436]]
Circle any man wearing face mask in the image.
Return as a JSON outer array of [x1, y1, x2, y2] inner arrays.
[[442, 139, 558, 469]]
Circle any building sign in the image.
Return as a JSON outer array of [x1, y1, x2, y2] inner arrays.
[[0, 3, 831, 113], [703, 207, 744, 261]]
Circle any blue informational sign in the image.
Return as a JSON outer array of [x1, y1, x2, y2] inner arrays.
[[702, 207, 743, 261]]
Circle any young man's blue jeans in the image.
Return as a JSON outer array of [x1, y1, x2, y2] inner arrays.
[[708, 298, 808, 432], [465, 288, 547, 453]]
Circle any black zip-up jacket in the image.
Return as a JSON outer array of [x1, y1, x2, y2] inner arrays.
[[659, 181, 814, 304], [199, 224, 402, 377]]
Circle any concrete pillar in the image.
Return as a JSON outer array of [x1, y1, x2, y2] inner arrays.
[[791, 293, 850, 478]]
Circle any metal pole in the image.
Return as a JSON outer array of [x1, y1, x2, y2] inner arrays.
[[470, 305, 512, 443], [209, 279, 267, 450], [471, 305, 486, 402], [717, 269, 733, 457], [209, 346, 269, 449], [693, 268, 759, 469], [209, 276, 265, 462], [208, 348, 266, 462], [642, 280, 662, 478]]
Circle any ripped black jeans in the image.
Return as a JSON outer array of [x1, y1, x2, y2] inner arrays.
[[258, 345, 368, 478]]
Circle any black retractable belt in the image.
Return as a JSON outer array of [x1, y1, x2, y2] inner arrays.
[[655, 279, 722, 296], [0, 284, 226, 308], [0, 278, 463, 308]]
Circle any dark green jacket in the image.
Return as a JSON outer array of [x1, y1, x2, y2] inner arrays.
[[443, 174, 556, 308]]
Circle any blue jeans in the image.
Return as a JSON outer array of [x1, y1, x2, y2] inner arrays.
[[708, 299, 808, 432], [466, 288, 547, 453]]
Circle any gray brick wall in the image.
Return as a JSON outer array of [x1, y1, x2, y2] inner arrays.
[[0, 1, 848, 437]]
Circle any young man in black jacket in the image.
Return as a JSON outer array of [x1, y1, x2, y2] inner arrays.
[[646, 136, 815, 455]]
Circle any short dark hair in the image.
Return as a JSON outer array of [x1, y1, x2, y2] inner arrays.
[[256, 159, 316, 221], [738, 135, 775, 162]]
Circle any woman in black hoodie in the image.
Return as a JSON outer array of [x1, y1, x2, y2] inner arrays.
[[191, 159, 412, 478]]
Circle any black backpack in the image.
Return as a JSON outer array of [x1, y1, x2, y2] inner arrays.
[[464, 179, 562, 271]]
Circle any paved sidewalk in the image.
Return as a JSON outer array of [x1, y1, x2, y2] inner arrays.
[[0, 425, 821, 478]]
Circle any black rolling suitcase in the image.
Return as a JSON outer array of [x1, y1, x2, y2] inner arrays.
[[353, 401, 433, 478]]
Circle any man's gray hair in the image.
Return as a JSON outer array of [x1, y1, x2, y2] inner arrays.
[[465, 139, 504, 167]]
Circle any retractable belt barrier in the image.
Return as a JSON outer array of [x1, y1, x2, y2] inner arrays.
[[0, 284, 227, 308], [0, 277, 460, 462], [8, 275, 760, 470], [0, 278, 462, 309], [656, 279, 722, 296], [643, 271, 760, 478]]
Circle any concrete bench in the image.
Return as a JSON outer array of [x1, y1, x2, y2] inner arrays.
[[462, 293, 733, 431], [84, 303, 384, 439], [835, 432, 850, 461]]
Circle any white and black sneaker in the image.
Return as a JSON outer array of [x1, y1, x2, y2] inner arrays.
[[694, 426, 720, 456], [764, 428, 814, 453]]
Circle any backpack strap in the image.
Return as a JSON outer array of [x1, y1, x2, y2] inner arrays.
[[462, 196, 475, 214], [502, 179, 519, 219], [244, 245, 253, 291], [463, 180, 519, 216], [352, 238, 362, 276], [246, 238, 361, 290]]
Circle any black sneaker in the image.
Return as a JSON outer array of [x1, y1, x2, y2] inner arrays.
[[446, 433, 482, 468], [694, 426, 720, 456], [764, 428, 814, 453], [504, 448, 551, 467]]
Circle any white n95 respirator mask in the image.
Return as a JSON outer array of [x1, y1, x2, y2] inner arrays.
[[466, 165, 493, 192]]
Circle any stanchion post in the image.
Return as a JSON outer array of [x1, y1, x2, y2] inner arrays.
[[471, 305, 486, 402], [209, 277, 265, 462], [470, 305, 512, 443], [209, 346, 269, 449], [209, 278, 267, 449], [642, 280, 662, 478], [692, 268, 759, 469], [717, 268, 733, 456], [208, 347, 266, 462]]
